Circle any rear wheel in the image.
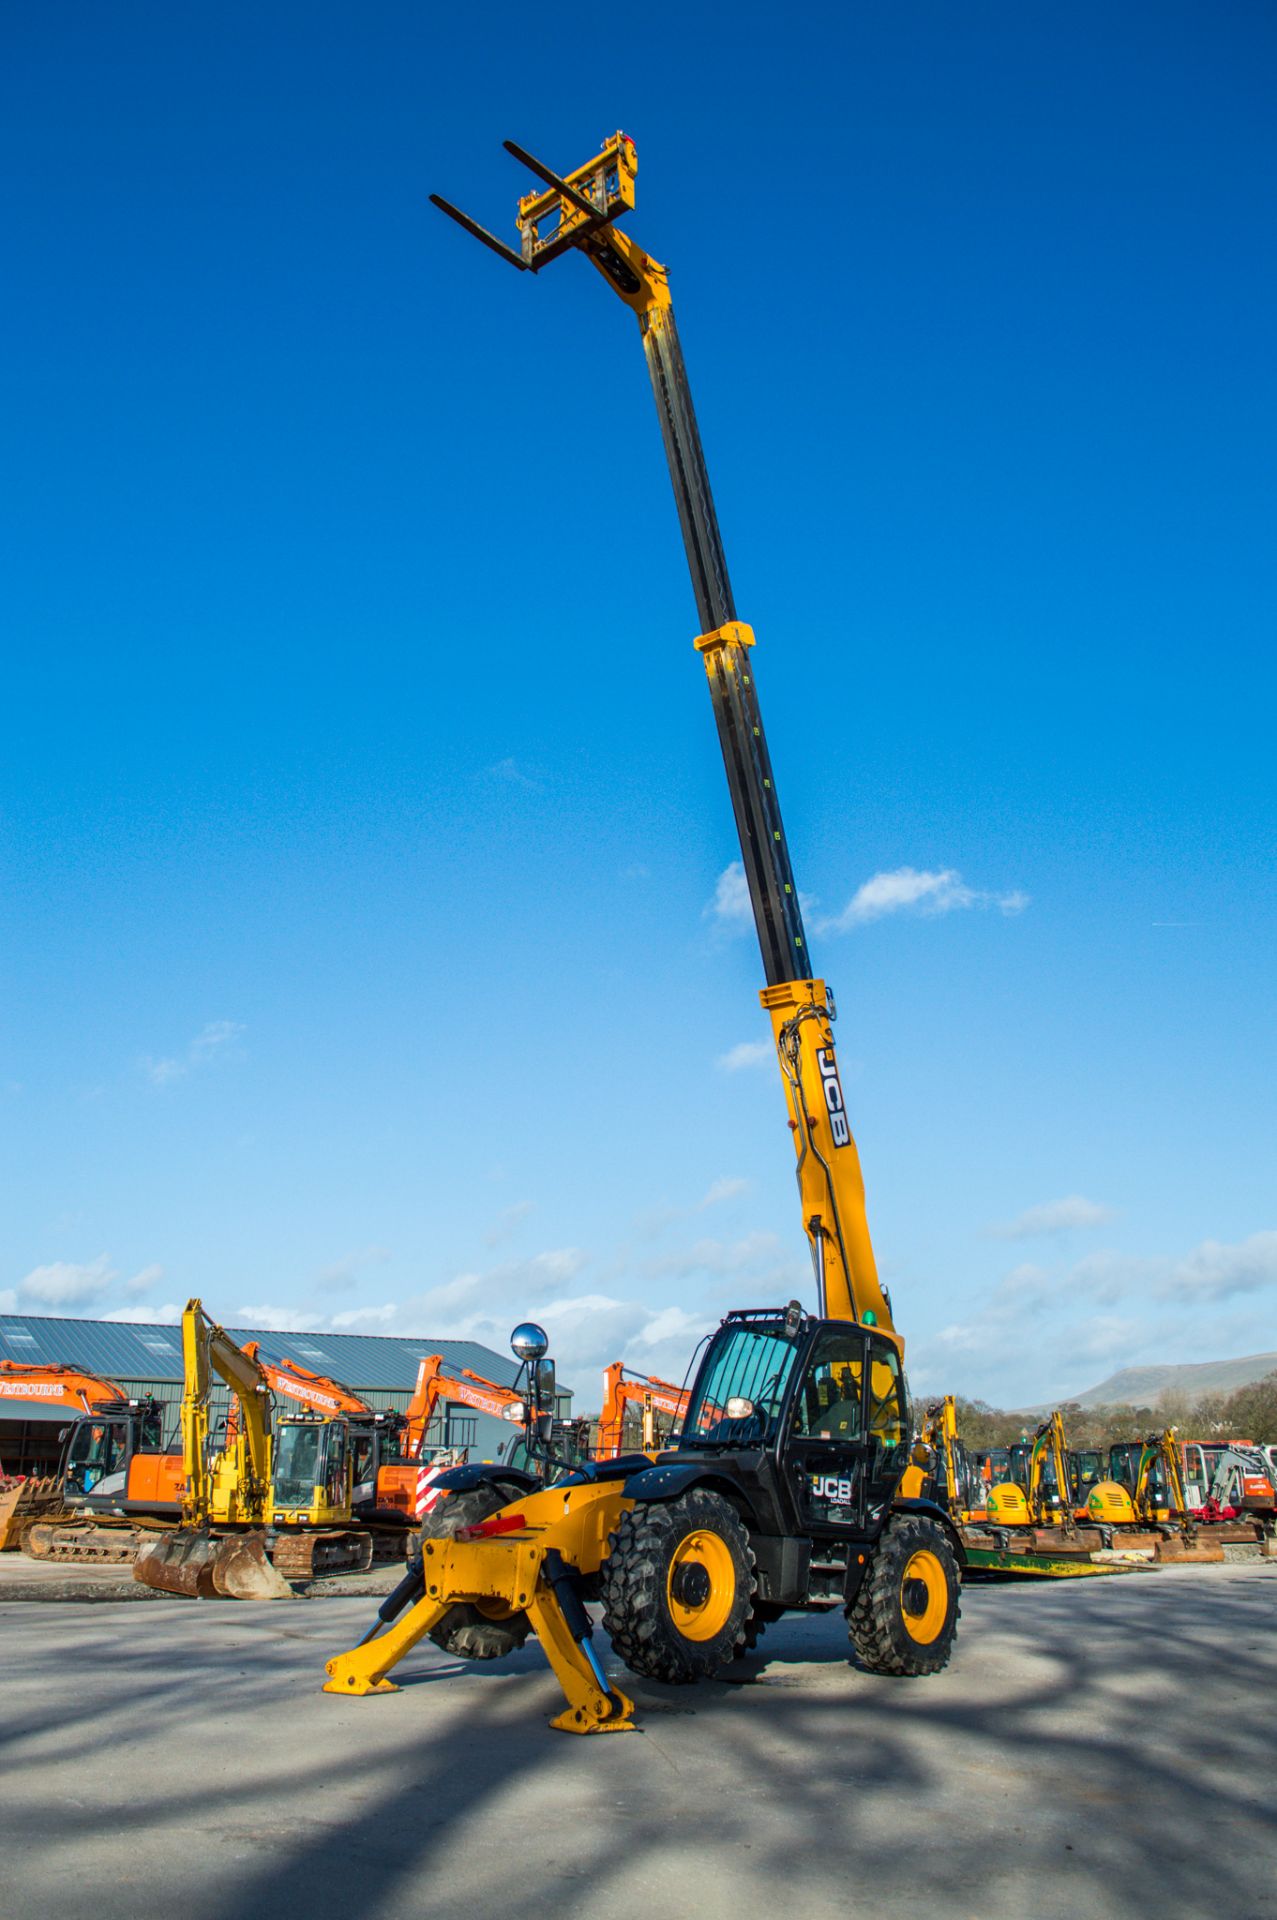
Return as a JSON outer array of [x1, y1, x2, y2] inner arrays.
[[600, 1489, 755, 1684], [847, 1513, 960, 1676], [417, 1484, 531, 1660]]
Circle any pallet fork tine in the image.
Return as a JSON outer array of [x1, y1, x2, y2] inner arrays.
[[427, 193, 529, 271], [502, 139, 604, 222]]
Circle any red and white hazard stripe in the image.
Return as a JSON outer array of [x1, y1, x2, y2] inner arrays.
[[415, 1462, 446, 1518]]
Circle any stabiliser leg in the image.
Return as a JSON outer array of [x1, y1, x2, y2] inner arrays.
[[323, 1535, 635, 1732], [323, 1578, 450, 1695]]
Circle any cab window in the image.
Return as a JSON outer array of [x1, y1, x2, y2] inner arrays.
[[866, 1342, 906, 1453], [791, 1332, 865, 1442]]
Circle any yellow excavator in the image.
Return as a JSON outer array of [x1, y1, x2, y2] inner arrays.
[[1103, 1429, 1221, 1560], [135, 1300, 399, 1597], [986, 1410, 1078, 1536], [323, 133, 966, 1733]]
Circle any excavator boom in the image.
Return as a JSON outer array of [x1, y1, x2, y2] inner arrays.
[[597, 1362, 690, 1458], [0, 1361, 128, 1415]]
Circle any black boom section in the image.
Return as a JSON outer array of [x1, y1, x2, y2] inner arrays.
[[701, 638, 809, 986], [640, 309, 810, 987], [640, 310, 735, 632]]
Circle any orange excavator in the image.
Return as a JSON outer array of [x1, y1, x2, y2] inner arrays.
[[15, 1333, 434, 1567], [596, 1363, 690, 1459], [1, 1362, 185, 1563], [403, 1353, 539, 1514], [225, 1345, 546, 1520]]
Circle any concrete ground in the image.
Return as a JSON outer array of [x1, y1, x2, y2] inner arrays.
[[1, 1561, 1274, 1920]]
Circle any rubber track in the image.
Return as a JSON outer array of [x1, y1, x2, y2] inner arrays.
[[600, 1493, 756, 1685], [846, 1513, 961, 1676]]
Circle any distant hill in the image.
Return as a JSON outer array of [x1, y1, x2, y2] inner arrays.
[[1028, 1351, 1277, 1413]]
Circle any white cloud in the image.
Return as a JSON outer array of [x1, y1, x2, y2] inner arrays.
[[717, 1039, 772, 1072], [989, 1195, 1116, 1240], [9, 1256, 167, 1319], [912, 1225, 1277, 1408], [530, 1247, 588, 1282], [698, 1177, 748, 1209], [329, 1302, 401, 1330], [102, 1302, 182, 1325], [122, 1264, 164, 1299], [205, 1228, 808, 1411], [1160, 1231, 1277, 1304], [705, 861, 752, 930], [821, 866, 1029, 933], [144, 1019, 245, 1087], [18, 1255, 117, 1307], [235, 1302, 308, 1332]]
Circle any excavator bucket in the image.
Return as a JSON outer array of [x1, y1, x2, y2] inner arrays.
[[133, 1530, 220, 1597], [209, 1534, 294, 1599], [134, 1529, 293, 1600]]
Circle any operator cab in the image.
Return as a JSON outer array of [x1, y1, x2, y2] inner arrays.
[[62, 1399, 166, 1502], [271, 1414, 351, 1522], [663, 1305, 910, 1542]]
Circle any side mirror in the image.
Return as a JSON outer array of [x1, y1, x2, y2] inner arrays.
[[534, 1358, 556, 1406], [910, 1441, 935, 1471], [535, 1412, 555, 1444]]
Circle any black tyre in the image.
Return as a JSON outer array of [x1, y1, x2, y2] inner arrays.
[[740, 1598, 786, 1653], [847, 1513, 961, 1676], [600, 1489, 755, 1684], [416, 1484, 531, 1660]]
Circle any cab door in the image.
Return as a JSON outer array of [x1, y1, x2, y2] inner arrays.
[[860, 1335, 909, 1528], [783, 1326, 869, 1535]]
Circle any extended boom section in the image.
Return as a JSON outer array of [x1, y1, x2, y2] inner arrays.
[[433, 133, 889, 1337]]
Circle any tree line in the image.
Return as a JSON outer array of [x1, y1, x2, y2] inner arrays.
[[944, 1371, 1277, 1450]]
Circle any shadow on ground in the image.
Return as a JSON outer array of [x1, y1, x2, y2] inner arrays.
[[1, 1566, 1274, 1920]]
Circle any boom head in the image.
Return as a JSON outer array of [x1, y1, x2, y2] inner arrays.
[[430, 132, 636, 270], [430, 132, 666, 316]]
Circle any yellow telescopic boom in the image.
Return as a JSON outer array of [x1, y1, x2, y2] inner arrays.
[[431, 134, 894, 1342]]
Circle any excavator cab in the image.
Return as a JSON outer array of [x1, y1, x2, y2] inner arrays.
[[60, 1399, 168, 1506], [270, 1413, 353, 1526]]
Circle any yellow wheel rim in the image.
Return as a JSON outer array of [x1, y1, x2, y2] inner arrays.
[[666, 1528, 736, 1641], [900, 1549, 948, 1644]]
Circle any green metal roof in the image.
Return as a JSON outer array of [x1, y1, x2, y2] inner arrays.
[[0, 1312, 544, 1398]]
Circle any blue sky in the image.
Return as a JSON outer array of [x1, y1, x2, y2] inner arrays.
[[3, 3, 1275, 1410]]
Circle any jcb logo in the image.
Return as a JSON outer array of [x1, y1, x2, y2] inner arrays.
[[816, 1047, 851, 1147], [811, 1474, 855, 1503]]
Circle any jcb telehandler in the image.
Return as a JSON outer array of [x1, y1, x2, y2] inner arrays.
[[325, 133, 963, 1732]]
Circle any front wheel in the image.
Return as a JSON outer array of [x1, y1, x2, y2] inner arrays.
[[600, 1489, 755, 1684], [847, 1514, 961, 1676], [417, 1485, 531, 1660]]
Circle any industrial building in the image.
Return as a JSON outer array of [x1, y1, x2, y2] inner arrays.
[[0, 1312, 572, 1477]]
